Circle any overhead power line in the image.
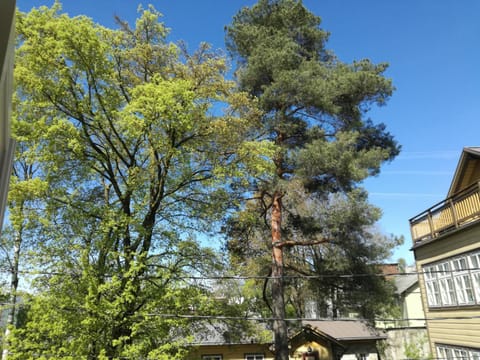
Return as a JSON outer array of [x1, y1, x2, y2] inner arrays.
[[0, 266, 479, 279]]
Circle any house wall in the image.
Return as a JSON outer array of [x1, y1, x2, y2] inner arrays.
[[188, 341, 381, 360], [382, 327, 430, 359], [291, 341, 332, 360], [0, 0, 16, 231], [187, 344, 273, 360], [403, 285, 425, 328], [340, 341, 380, 360], [414, 221, 480, 354]]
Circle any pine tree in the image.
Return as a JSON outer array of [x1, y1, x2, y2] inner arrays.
[[226, 1, 399, 358]]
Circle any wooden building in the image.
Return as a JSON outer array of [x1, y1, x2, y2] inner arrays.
[[410, 147, 480, 358], [187, 321, 385, 360], [0, 0, 16, 231]]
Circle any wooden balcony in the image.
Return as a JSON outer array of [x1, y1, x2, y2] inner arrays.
[[409, 182, 480, 243]]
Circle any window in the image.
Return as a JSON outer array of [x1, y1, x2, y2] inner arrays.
[[436, 344, 480, 360], [437, 346, 453, 359], [438, 262, 456, 305], [245, 354, 264, 360], [423, 251, 480, 308], [471, 350, 480, 360], [202, 355, 222, 360], [452, 258, 475, 304], [469, 253, 480, 302], [424, 266, 441, 306], [453, 348, 469, 359]]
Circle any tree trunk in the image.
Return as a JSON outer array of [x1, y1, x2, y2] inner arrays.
[[271, 192, 289, 360], [2, 231, 21, 360]]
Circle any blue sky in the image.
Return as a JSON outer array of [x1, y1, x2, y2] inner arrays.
[[17, 0, 480, 264]]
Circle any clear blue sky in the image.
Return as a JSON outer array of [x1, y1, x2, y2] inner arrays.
[[17, 0, 480, 264]]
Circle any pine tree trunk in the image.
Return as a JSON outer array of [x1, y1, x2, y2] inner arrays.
[[271, 192, 289, 360], [2, 231, 21, 360]]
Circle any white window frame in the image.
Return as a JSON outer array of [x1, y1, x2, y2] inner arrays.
[[437, 345, 452, 360], [202, 355, 222, 360], [452, 257, 475, 305], [245, 354, 264, 360], [471, 350, 480, 360], [469, 252, 480, 303], [424, 265, 441, 307], [436, 344, 480, 360], [437, 262, 456, 305], [423, 250, 480, 308]]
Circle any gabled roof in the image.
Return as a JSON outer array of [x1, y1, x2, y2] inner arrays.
[[448, 147, 480, 197], [188, 321, 270, 346], [290, 324, 344, 348], [302, 320, 386, 341], [394, 273, 418, 295], [190, 320, 386, 347]]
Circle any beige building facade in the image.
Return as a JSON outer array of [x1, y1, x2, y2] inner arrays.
[[410, 147, 480, 358]]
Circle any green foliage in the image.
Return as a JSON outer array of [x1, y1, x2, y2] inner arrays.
[[403, 334, 432, 360], [227, 187, 403, 322], [225, 1, 401, 352], [9, 2, 274, 358]]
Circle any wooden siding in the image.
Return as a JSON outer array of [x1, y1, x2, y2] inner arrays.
[[414, 221, 480, 262], [449, 154, 480, 196], [427, 317, 480, 347], [414, 224, 480, 354], [0, 0, 15, 231], [187, 344, 273, 360]]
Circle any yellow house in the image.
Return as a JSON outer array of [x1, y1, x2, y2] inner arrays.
[[0, 0, 16, 231], [410, 147, 480, 357], [394, 271, 425, 328], [187, 321, 385, 360]]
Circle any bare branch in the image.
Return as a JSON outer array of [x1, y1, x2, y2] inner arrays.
[[273, 238, 331, 249]]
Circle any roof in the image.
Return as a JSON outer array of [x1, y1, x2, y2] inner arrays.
[[302, 320, 386, 341], [448, 147, 480, 196], [188, 321, 269, 346], [394, 273, 418, 295]]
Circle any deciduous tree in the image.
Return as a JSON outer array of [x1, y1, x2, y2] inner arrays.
[[9, 3, 272, 358]]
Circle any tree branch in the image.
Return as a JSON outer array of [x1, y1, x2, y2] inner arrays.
[[273, 238, 331, 249]]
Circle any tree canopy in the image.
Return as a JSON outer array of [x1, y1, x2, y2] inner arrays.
[[1, 1, 403, 359], [225, 1, 400, 359], [5, 3, 272, 359]]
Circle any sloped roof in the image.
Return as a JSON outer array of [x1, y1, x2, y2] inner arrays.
[[394, 273, 418, 295], [448, 147, 480, 196], [302, 320, 386, 341], [289, 324, 345, 353], [188, 321, 269, 346]]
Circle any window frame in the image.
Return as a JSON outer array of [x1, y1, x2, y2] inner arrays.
[[244, 353, 264, 360], [436, 344, 480, 360], [202, 355, 223, 360], [423, 250, 480, 308]]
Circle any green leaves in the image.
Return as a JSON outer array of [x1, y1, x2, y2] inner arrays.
[[7, 2, 277, 358], [297, 131, 392, 192], [225, 0, 402, 344]]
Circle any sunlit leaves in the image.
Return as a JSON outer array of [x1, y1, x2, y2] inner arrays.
[[8, 2, 276, 358]]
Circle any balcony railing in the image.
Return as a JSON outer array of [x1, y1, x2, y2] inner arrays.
[[409, 182, 480, 243]]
